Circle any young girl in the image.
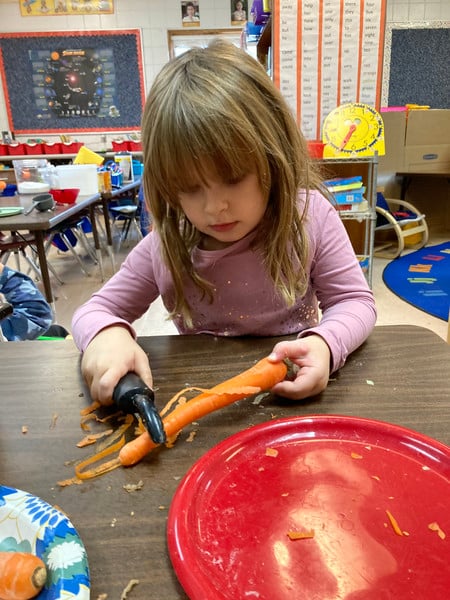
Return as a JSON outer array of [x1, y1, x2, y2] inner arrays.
[[72, 40, 376, 405]]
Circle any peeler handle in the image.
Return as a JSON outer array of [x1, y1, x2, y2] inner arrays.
[[113, 372, 166, 444], [113, 372, 153, 409]]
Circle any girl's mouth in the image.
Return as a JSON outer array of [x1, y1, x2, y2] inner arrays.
[[210, 222, 237, 233]]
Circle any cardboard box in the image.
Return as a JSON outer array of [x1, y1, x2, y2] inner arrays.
[[378, 110, 407, 175], [378, 109, 450, 176], [404, 109, 450, 172]]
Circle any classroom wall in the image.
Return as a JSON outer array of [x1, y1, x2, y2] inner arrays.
[[0, 0, 448, 141]]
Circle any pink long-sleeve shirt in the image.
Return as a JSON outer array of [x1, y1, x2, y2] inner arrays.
[[72, 190, 376, 372]]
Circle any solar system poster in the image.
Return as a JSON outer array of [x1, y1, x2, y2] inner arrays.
[[0, 30, 145, 134]]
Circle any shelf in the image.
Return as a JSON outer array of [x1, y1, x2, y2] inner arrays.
[[318, 155, 378, 287], [0, 151, 143, 163], [338, 210, 375, 220]]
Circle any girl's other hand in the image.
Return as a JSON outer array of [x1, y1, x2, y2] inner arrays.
[[81, 325, 153, 405], [267, 336, 331, 400]]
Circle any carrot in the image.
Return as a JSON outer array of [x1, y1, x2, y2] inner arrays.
[[0, 552, 47, 600], [119, 356, 288, 467]]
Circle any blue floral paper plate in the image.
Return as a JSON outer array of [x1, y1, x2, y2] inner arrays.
[[0, 485, 90, 599]]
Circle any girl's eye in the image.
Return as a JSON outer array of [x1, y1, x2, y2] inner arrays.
[[179, 185, 201, 195], [226, 175, 246, 186]]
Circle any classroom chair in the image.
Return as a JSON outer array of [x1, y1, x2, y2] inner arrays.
[[374, 192, 429, 260], [108, 186, 145, 251], [0, 231, 63, 285]]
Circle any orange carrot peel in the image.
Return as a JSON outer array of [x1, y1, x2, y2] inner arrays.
[[287, 530, 315, 540], [72, 414, 134, 481], [119, 356, 288, 467], [386, 509, 404, 536]]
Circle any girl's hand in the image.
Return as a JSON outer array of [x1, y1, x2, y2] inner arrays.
[[267, 335, 331, 400], [80, 325, 153, 405]]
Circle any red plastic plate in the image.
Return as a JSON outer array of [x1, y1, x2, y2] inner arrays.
[[167, 415, 450, 599]]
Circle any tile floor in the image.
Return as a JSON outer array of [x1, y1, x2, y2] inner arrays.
[[27, 229, 448, 343]]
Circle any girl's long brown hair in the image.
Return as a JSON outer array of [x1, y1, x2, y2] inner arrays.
[[141, 39, 325, 327]]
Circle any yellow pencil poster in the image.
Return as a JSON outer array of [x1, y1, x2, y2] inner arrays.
[[20, 1, 114, 16]]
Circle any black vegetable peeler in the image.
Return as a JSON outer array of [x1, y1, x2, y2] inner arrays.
[[113, 372, 166, 445]]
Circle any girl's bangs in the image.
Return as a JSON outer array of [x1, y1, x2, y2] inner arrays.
[[159, 129, 258, 203]]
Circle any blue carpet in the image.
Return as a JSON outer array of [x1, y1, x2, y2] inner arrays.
[[382, 242, 450, 321]]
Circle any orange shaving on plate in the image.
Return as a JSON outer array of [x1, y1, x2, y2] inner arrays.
[[386, 509, 404, 536], [428, 522, 446, 540], [287, 530, 315, 540], [265, 447, 278, 457]]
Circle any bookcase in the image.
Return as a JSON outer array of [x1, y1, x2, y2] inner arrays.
[[317, 155, 378, 287]]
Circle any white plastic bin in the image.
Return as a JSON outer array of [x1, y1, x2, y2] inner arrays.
[[55, 164, 99, 195]]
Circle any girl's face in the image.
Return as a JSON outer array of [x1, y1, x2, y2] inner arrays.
[[178, 173, 268, 250]]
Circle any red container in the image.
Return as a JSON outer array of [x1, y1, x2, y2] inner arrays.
[[111, 140, 128, 152], [127, 140, 142, 152], [61, 141, 83, 154], [24, 142, 43, 155], [0, 143, 9, 156], [307, 140, 325, 159], [43, 142, 62, 154], [7, 143, 26, 155], [50, 188, 79, 205]]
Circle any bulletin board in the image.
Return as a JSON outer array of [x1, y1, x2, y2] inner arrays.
[[272, 0, 387, 140], [0, 29, 145, 134], [382, 23, 450, 109]]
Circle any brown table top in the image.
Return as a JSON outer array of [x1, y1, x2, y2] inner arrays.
[[0, 192, 100, 232], [1, 325, 449, 599]]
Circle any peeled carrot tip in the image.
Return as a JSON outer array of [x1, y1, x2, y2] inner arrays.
[[0, 552, 47, 600]]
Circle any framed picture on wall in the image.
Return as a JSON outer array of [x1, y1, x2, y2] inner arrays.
[[0, 29, 145, 134], [181, 1, 200, 27], [231, 0, 247, 25]]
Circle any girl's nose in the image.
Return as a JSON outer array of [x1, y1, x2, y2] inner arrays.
[[203, 187, 228, 215]]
